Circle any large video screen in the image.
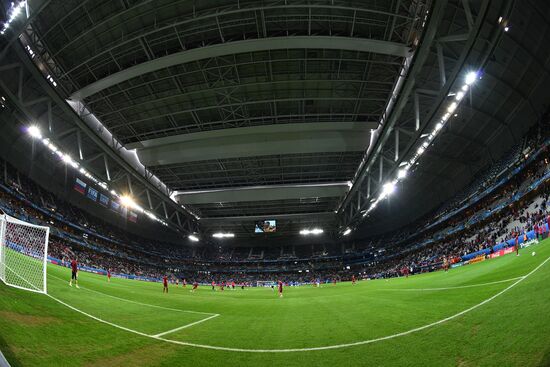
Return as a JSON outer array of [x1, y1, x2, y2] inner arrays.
[[255, 220, 276, 233]]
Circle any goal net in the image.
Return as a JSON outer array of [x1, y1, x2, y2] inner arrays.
[[256, 281, 276, 288], [0, 214, 50, 294]]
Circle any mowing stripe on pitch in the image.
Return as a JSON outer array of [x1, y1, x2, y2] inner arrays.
[[379, 276, 525, 291], [49, 273, 218, 316], [39, 255, 550, 353], [6, 270, 221, 338]]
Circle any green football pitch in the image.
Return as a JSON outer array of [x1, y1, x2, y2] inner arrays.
[[1, 241, 550, 367]]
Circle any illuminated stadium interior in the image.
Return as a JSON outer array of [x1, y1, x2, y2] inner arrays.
[[1, 1, 550, 366]]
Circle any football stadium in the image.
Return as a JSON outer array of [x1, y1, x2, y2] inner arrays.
[[1, 1, 550, 366]]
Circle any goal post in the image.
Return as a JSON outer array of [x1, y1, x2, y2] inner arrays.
[[0, 214, 50, 294]]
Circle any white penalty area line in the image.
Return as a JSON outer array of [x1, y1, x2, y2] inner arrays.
[[41, 255, 550, 353], [48, 273, 218, 316], [152, 314, 220, 338], [379, 276, 525, 291]]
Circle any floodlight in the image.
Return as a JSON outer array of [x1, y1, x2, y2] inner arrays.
[[300, 228, 324, 235], [120, 195, 136, 208], [27, 125, 42, 139], [212, 232, 234, 238], [465, 71, 478, 85], [447, 102, 458, 113], [382, 182, 396, 197], [343, 228, 352, 236], [62, 154, 79, 168], [188, 234, 200, 242], [397, 168, 408, 179], [62, 154, 73, 164]]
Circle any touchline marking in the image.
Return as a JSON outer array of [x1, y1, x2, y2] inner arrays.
[[43, 255, 550, 353], [49, 273, 218, 316], [152, 314, 220, 338], [379, 276, 525, 291]]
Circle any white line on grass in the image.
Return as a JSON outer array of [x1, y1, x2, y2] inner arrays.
[[49, 273, 218, 316], [40, 255, 550, 353], [152, 314, 220, 338], [379, 276, 525, 291]]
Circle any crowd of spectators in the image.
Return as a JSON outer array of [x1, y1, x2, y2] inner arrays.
[[359, 161, 550, 279]]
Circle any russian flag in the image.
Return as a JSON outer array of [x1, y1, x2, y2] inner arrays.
[[74, 178, 86, 194]]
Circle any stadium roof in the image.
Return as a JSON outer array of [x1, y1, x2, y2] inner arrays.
[[1, 0, 549, 242]]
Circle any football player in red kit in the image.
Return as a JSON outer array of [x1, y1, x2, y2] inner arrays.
[[278, 280, 283, 298], [351, 275, 356, 285], [69, 258, 79, 288], [191, 281, 198, 292], [107, 269, 111, 283], [163, 275, 169, 293]]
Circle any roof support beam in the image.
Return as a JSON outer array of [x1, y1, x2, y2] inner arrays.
[[70, 36, 411, 100], [340, 0, 505, 230], [173, 183, 350, 205], [131, 121, 375, 165], [336, 0, 448, 226], [200, 211, 336, 223]]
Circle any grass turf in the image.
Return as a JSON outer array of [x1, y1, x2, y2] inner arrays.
[[0, 241, 550, 366]]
